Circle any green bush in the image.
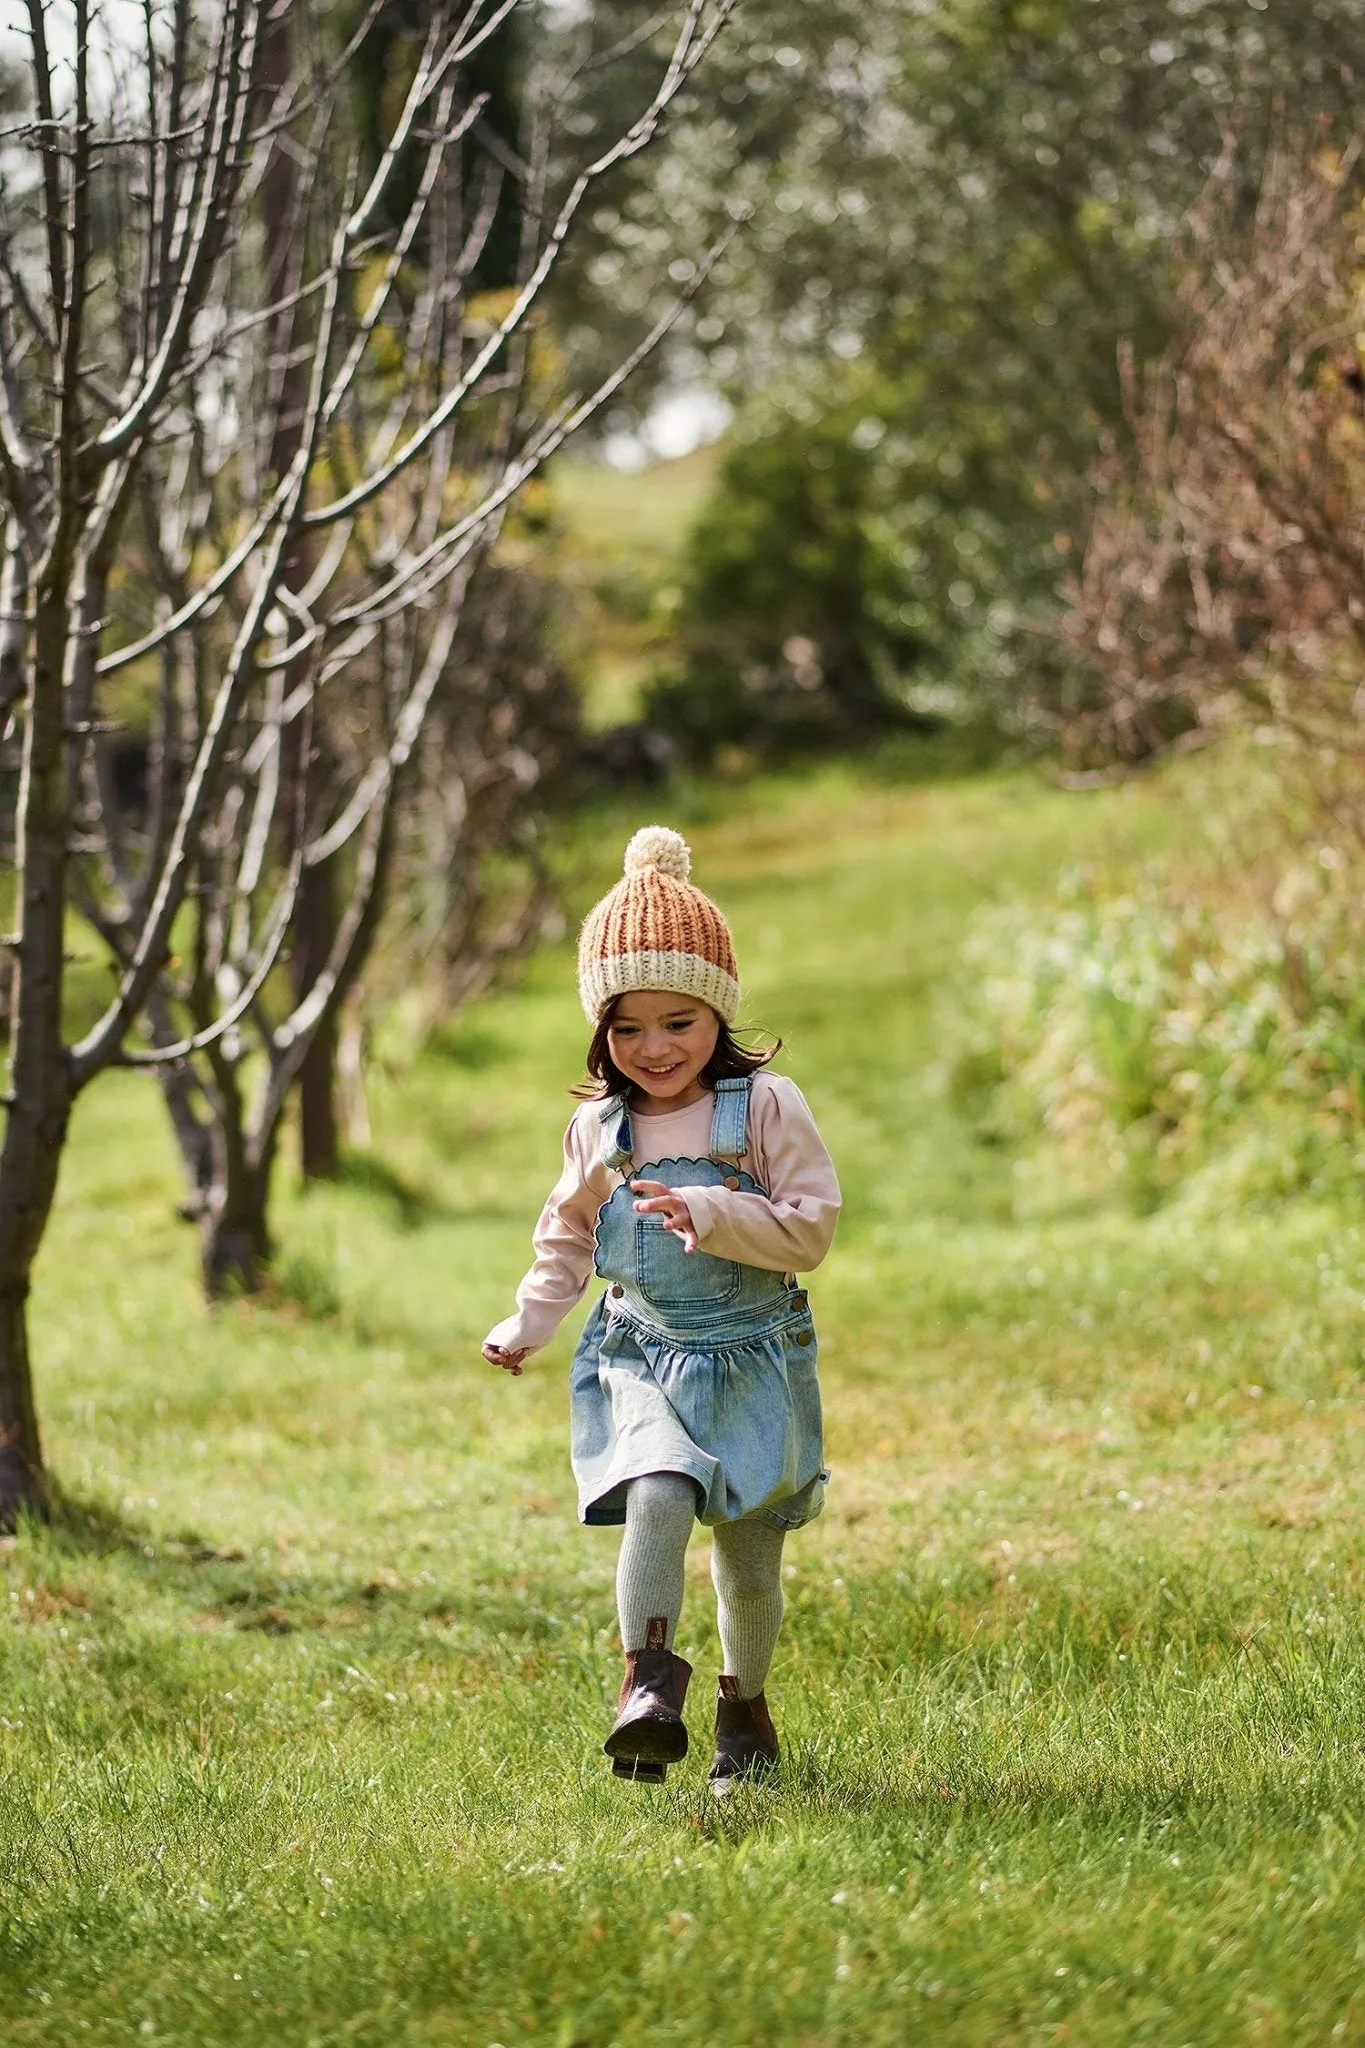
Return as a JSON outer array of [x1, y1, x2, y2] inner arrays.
[[642, 362, 1082, 765], [642, 399, 928, 759], [956, 855, 1365, 1208]]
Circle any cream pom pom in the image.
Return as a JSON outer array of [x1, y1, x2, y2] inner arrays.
[[622, 824, 692, 882]]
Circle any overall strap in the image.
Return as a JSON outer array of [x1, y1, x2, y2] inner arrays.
[[709, 1076, 751, 1163], [598, 1093, 634, 1173]]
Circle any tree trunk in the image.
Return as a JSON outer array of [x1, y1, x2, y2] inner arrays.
[[0, 1277, 49, 1522], [199, 1043, 269, 1296], [337, 1002, 372, 1152], [294, 856, 340, 1180], [261, 12, 339, 1184], [0, 566, 78, 1522], [201, 1159, 272, 1299], [144, 986, 216, 1220]]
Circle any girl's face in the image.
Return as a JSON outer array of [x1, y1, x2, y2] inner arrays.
[[606, 992, 720, 1110]]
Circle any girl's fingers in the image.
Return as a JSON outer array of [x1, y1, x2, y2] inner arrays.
[[643, 1201, 695, 1240], [482, 1342, 528, 1373], [630, 1180, 697, 1246]]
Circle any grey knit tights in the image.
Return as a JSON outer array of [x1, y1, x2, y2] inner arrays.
[[615, 1472, 786, 1699]]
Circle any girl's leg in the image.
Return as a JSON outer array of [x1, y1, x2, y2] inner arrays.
[[606, 1473, 697, 1779], [615, 1471, 697, 1651], [710, 1515, 786, 1699]]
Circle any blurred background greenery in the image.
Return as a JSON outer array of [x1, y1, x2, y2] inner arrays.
[[557, 0, 1364, 758], [540, 0, 1365, 1216], [17, 0, 1363, 1232]]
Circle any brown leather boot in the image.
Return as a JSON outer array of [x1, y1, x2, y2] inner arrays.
[[604, 1620, 692, 1779], [708, 1674, 779, 1792]]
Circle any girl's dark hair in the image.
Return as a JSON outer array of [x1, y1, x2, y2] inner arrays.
[[573, 996, 782, 1100]]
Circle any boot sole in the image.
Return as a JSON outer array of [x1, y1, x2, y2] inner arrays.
[[612, 1757, 668, 1783], [603, 1713, 689, 1765]]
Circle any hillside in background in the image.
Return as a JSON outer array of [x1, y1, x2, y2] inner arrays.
[[552, 446, 719, 728]]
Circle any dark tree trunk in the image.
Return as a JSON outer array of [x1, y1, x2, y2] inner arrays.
[[0, 1273, 47, 1521], [200, 1159, 272, 1299], [198, 1055, 278, 1298], [0, 566, 78, 1523], [293, 855, 340, 1181], [261, 12, 339, 1185]]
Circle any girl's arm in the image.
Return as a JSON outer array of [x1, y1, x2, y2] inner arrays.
[[666, 1074, 841, 1273], [483, 1111, 605, 1362]]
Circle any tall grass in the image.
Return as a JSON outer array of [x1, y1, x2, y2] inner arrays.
[[955, 804, 1365, 1211]]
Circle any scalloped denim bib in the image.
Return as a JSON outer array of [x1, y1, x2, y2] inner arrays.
[[568, 1077, 827, 1530]]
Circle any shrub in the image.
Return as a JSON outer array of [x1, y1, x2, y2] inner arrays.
[[642, 405, 925, 760], [642, 360, 1092, 767], [956, 853, 1365, 1208]]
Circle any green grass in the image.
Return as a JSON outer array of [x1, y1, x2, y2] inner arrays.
[[553, 448, 717, 560], [550, 449, 717, 728], [6, 755, 1365, 2044]]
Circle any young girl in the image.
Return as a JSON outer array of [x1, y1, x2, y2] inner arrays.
[[482, 826, 840, 1788]]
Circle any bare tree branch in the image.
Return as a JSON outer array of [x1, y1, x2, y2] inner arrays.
[[301, 0, 736, 527], [0, 0, 744, 1505]]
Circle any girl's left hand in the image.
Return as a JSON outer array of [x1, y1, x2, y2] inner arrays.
[[482, 1341, 530, 1375], [631, 1180, 698, 1254]]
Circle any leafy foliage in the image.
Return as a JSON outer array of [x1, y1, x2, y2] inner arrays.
[[636, 0, 1365, 754], [1059, 138, 1365, 770], [957, 832, 1365, 1209], [644, 388, 930, 754]]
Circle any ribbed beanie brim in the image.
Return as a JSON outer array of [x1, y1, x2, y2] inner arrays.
[[577, 826, 740, 1024]]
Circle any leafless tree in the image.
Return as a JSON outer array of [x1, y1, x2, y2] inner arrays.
[[1053, 134, 1365, 775], [333, 553, 580, 1151], [0, 0, 740, 1523], [386, 554, 579, 1010]]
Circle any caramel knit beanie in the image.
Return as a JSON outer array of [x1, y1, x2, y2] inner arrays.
[[577, 826, 740, 1025]]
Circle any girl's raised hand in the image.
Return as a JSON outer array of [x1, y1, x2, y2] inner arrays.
[[630, 1179, 699, 1255], [482, 1341, 530, 1376]]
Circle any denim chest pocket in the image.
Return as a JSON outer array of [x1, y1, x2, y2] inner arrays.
[[635, 1215, 742, 1309]]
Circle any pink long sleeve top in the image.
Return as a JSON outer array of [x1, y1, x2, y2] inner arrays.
[[486, 1071, 841, 1356]]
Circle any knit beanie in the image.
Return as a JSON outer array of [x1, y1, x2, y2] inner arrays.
[[577, 826, 740, 1025]]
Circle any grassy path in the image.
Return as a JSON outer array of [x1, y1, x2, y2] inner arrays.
[[4, 762, 1365, 2045]]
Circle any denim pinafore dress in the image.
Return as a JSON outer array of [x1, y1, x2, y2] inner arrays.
[[569, 1076, 827, 1531]]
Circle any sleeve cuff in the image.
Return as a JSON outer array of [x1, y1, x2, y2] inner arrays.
[[484, 1312, 550, 1356], [682, 1186, 717, 1243]]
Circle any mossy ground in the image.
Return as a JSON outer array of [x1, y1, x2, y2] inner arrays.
[[4, 755, 1364, 2045]]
